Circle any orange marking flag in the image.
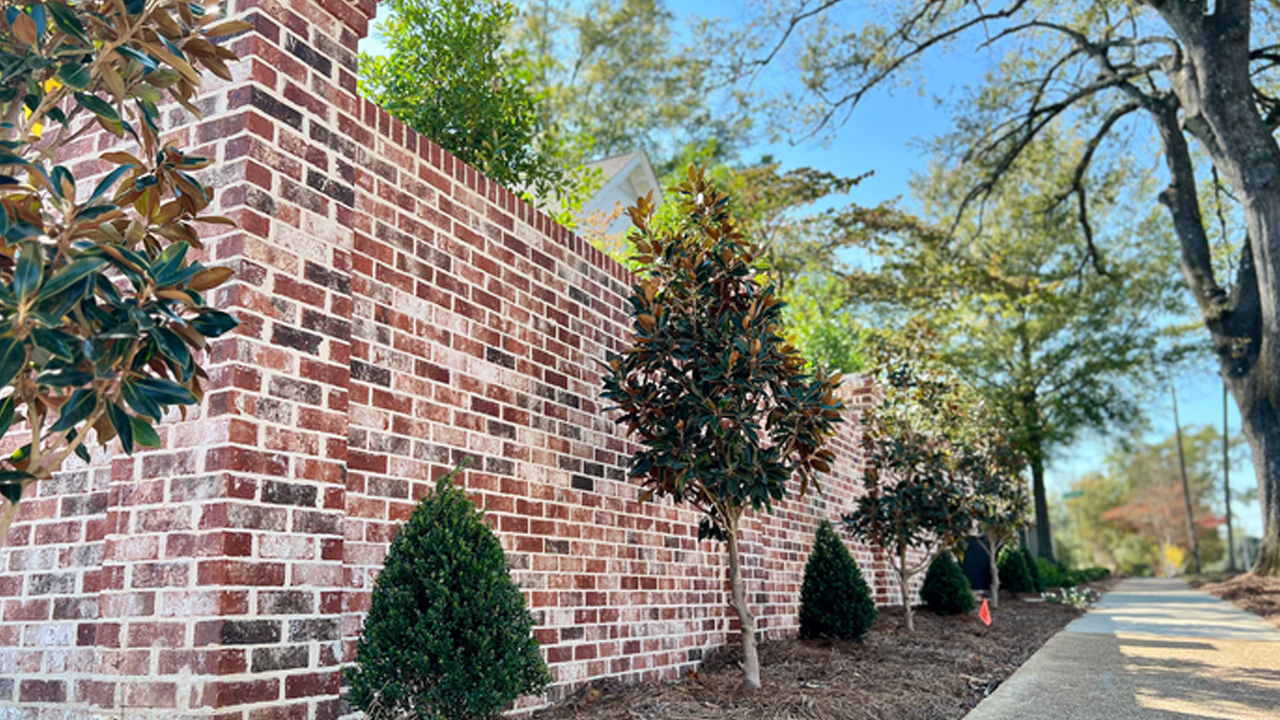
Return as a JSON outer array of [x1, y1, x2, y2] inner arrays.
[[979, 598, 992, 626]]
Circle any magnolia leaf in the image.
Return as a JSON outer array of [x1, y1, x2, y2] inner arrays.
[[13, 242, 43, 300], [186, 265, 233, 291], [129, 415, 160, 448], [107, 401, 134, 455], [73, 93, 120, 123], [0, 338, 26, 387], [49, 388, 97, 433]]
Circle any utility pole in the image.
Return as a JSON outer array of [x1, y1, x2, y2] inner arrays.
[[1224, 381, 1236, 571], [1172, 387, 1202, 574]]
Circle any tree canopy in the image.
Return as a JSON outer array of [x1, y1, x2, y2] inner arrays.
[[696, 0, 1280, 576]]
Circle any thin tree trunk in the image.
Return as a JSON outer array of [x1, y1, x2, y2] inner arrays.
[[725, 520, 761, 690], [0, 499, 18, 548], [986, 536, 1001, 608], [1172, 387, 1202, 573], [899, 543, 914, 633]]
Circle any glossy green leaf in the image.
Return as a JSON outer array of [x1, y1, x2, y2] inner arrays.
[[130, 376, 196, 406], [121, 379, 162, 420], [0, 395, 14, 438], [73, 93, 120, 123], [0, 338, 25, 387], [88, 163, 134, 204], [46, 1, 88, 43], [34, 256, 105, 303], [35, 368, 93, 387], [49, 388, 97, 433], [0, 471, 31, 505], [107, 401, 134, 455], [191, 310, 239, 338], [56, 62, 91, 91], [153, 327, 192, 379], [129, 415, 160, 448], [13, 241, 43, 300], [30, 329, 75, 361]]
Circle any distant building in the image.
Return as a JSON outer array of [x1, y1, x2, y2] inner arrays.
[[543, 150, 664, 250]]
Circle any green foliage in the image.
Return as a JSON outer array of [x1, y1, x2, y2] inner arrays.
[[997, 545, 1035, 595], [842, 339, 995, 631], [348, 470, 550, 720], [1071, 566, 1110, 584], [361, 0, 569, 203], [600, 167, 844, 541], [0, 0, 242, 516], [1045, 585, 1100, 609], [798, 520, 878, 640], [842, 341, 978, 559], [511, 0, 741, 164], [920, 553, 976, 615], [1036, 557, 1070, 589]]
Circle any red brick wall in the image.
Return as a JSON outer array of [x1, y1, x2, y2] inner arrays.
[[0, 1, 920, 717]]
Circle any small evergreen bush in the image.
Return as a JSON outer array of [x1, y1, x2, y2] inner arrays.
[[997, 545, 1035, 594], [799, 520, 879, 640], [1023, 547, 1044, 591], [348, 471, 550, 720], [921, 552, 977, 615]]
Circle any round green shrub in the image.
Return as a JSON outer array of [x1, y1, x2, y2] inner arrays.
[[997, 545, 1035, 594], [1023, 547, 1045, 591], [347, 472, 550, 720], [921, 552, 976, 615], [799, 520, 879, 640]]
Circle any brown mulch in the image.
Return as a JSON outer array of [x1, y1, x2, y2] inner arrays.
[[534, 585, 1116, 720], [1190, 571, 1280, 630]]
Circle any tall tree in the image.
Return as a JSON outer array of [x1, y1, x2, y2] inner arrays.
[[838, 136, 1191, 559], [360, 0, 571, 204], [704, 0, 1280, 576], [601, 169, 843, 689], [513, 0, 744, 164]]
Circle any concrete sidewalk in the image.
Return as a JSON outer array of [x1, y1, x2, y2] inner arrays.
[[964, 578, 1280, 720]]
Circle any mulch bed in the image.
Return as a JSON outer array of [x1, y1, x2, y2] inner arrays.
[[1191, 572, 1280, 630], [534, 585, 1115, 720]]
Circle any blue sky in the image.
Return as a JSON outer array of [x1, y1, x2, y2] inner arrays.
[[360, 2, 1263, 537]]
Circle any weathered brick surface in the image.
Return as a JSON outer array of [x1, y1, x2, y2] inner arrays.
[[0, 0, 925, 718]]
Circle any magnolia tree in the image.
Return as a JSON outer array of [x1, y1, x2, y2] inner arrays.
[[843, 342, 976, 632], [0, 0, 245, 541], [960, 418, 1029, 608], [601, 167, 844, 690]]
